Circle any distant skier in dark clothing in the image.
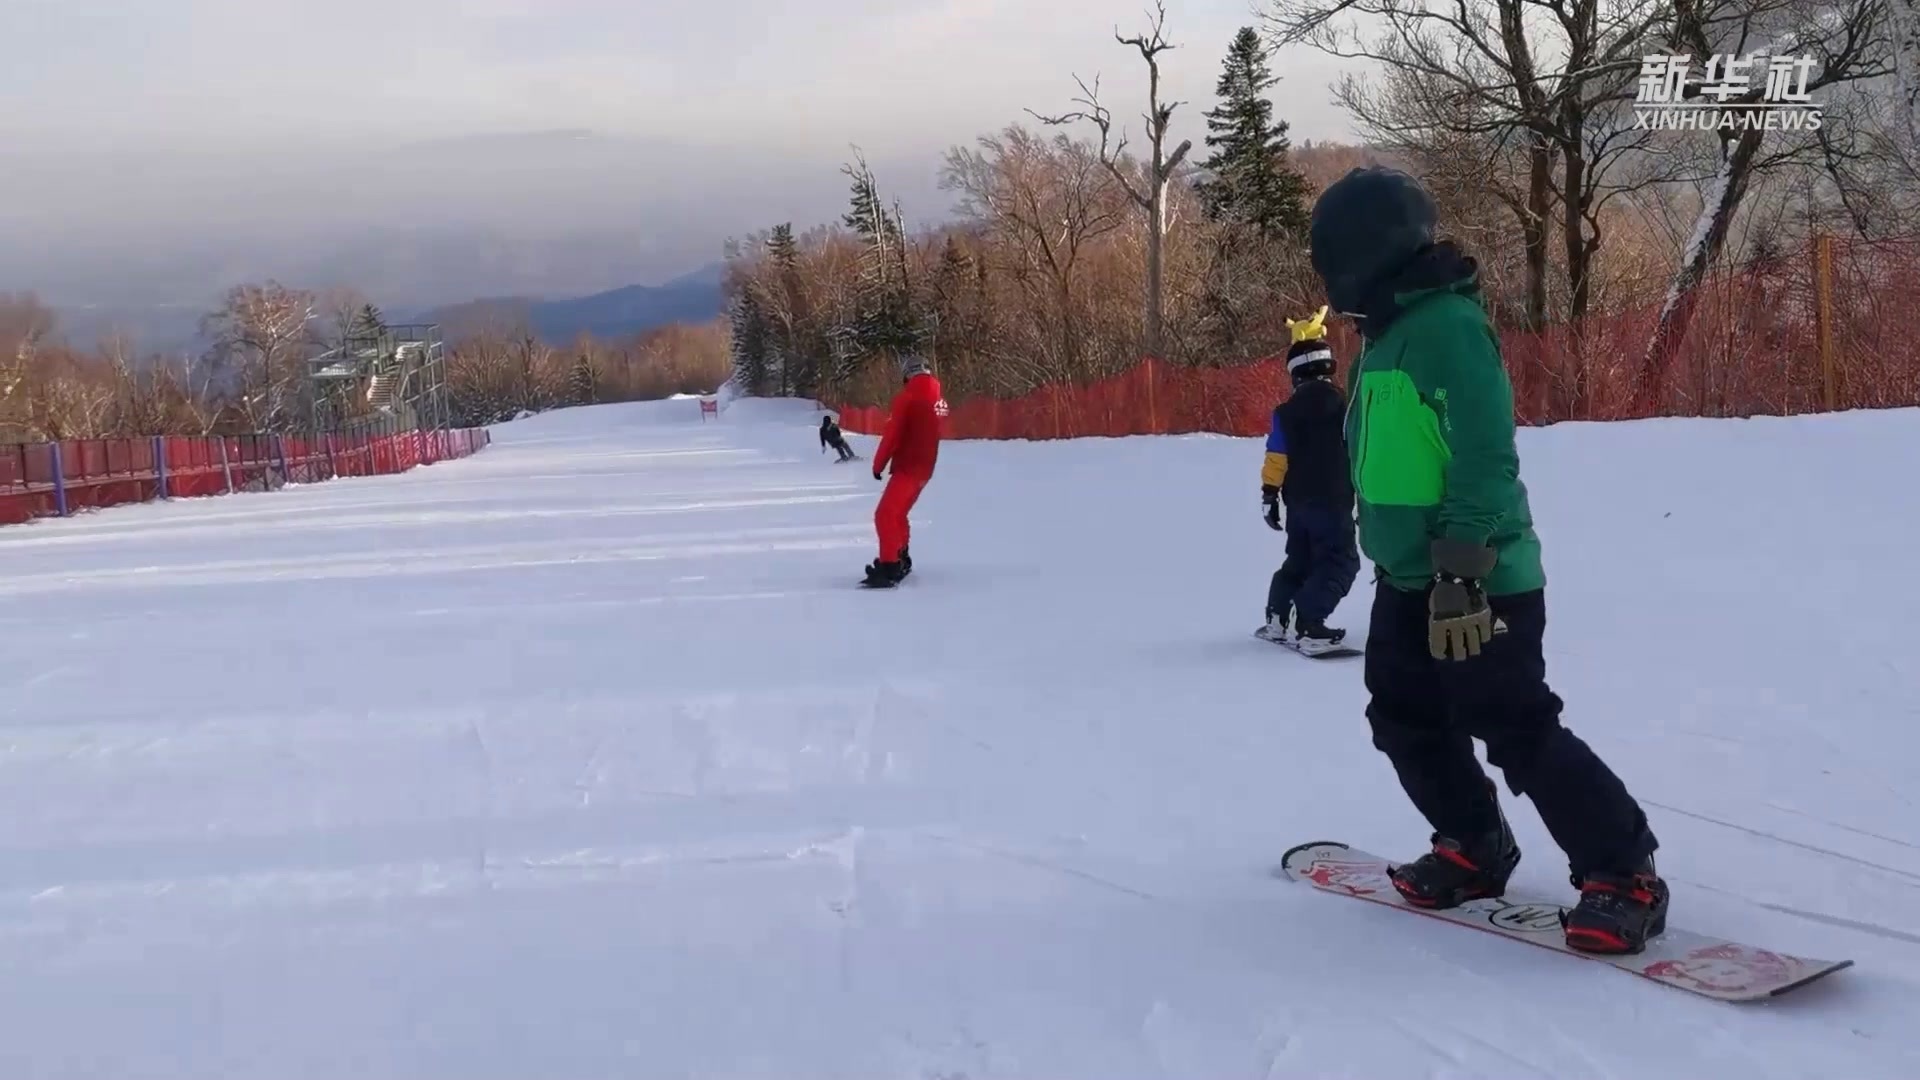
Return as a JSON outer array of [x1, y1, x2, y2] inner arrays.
[[1256, 305, 1361, 654], [1310, 164, 1666, 954], [820, 415, 857, 462]]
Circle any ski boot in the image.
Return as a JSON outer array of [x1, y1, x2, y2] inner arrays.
[[1561, 856, 1669, 955], [1291, 618, 1348, 656], [861, 560, 905, 588], [1389, 788, 1521, 908]]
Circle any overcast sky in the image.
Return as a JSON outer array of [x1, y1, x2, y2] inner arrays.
[[0, 0, 1363, 311]]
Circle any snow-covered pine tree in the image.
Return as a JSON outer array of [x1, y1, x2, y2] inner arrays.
[[764, 223, 821, 398], [569, 341, 599, 406], [834, 154, 922, 382], [350, 303, 386, 339], [729, 289, 773, 397], [1196, 27, 1310, 241]]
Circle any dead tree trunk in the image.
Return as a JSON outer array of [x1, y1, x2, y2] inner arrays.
[[1639, 127, 1764, 412], [1895, 0, 1920, 146], [1637, 0, 1890, 412], [1033, 0, 1192, 360]]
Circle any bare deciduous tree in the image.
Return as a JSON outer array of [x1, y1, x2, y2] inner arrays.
[[0, 293, 57, 439], [943, 126, 1130, 383], [1266, 0, 1674, 335], [201, 281, 318, 432]]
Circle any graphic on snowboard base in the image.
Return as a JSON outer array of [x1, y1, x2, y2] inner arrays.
[[1254, 625, 1361, 658], [1277, 841, 1852, 1002]]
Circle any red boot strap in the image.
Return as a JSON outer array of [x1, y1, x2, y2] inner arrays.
[[1433, 845, 1480, 871], [1566, 926, 1630, 951], [1580, 878, 1655, 904]]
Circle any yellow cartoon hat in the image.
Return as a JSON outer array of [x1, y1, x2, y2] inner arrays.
[[1287, 305, 1329, 345]]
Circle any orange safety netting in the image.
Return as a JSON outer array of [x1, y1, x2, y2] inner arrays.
[[829, 265, 1920, 440]]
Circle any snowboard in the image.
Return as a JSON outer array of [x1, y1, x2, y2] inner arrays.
[[1254, 625, 1361, 658], [1277, 841, 1852, 1002]]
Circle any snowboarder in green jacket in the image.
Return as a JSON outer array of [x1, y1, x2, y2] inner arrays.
[[1309, 165, 1667, 954]]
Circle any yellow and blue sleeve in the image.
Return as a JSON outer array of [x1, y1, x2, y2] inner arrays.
[[1261, 410, 1289, 489]]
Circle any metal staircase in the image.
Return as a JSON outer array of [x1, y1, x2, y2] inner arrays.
[[367, 371, 397, 410], [308, 319, 448, 436]]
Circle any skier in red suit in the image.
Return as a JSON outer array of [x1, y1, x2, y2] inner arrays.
[[863, 352, 946, 588]]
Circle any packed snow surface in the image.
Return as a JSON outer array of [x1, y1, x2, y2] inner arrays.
[[1, 397, 1917, 1078]]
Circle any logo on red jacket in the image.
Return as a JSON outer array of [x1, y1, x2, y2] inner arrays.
[[934, 397, 949, 418]]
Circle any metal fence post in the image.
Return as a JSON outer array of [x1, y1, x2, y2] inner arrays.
[[49, 442, 69, 517], [273, 434, 289, 487], [153, 435, 169, 500], [217, 437, 234, 494]]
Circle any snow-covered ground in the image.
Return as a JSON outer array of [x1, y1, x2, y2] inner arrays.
[[1, 396, 1916, 1078]]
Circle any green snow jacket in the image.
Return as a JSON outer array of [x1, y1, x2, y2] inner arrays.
[[1342, 257, 1545, 596]]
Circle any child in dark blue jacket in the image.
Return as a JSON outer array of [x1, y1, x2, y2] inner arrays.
[[1257, 306, 1361, 653]]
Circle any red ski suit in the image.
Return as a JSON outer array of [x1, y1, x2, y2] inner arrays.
[[872, 372, 945, 562]]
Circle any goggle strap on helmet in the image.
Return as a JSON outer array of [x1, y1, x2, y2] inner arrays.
[[1287, 347, 1334, 374]]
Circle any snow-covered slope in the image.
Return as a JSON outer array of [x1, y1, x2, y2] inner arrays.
[[0, 396, 1915, 1078]]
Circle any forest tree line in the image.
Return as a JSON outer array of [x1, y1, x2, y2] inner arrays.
[[6, 0, 1915, 442], [0, 286, 729, 444], [725, 0, 1920, 415]]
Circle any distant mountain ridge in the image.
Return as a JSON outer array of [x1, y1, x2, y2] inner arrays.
[[48, 261, 729, 355], [410, 262, 727, 344]]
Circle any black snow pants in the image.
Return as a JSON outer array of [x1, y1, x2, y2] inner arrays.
[[1267, 503, 1361, 626], [1363, 580, 1658, 881]]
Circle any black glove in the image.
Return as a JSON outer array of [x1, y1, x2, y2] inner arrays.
[[1261, 485, 1284, 531], [874, 466, 885, 481], [1428, 537, 1499, 661]]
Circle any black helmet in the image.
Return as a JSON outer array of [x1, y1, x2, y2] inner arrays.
[[1285, 305, 1336, 383], [1309, 166, 1439, 317], [1287, 339, 1336, 384]]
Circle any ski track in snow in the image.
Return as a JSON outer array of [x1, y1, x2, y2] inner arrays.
[[0, 398, 1917, 1078]]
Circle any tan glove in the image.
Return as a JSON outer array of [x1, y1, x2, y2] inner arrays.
[[1428, 537, 1499, 661]]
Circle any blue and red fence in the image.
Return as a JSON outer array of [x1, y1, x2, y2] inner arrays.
[[0, 426, 491, 527]]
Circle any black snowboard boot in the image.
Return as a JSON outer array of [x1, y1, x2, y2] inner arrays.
[[862, 560, 905, 588], [898, 544, 912, 577], [1389, 792, 1520, 909], [1561, 857, 1669, 955], [1293, 618, 1347, 654]]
